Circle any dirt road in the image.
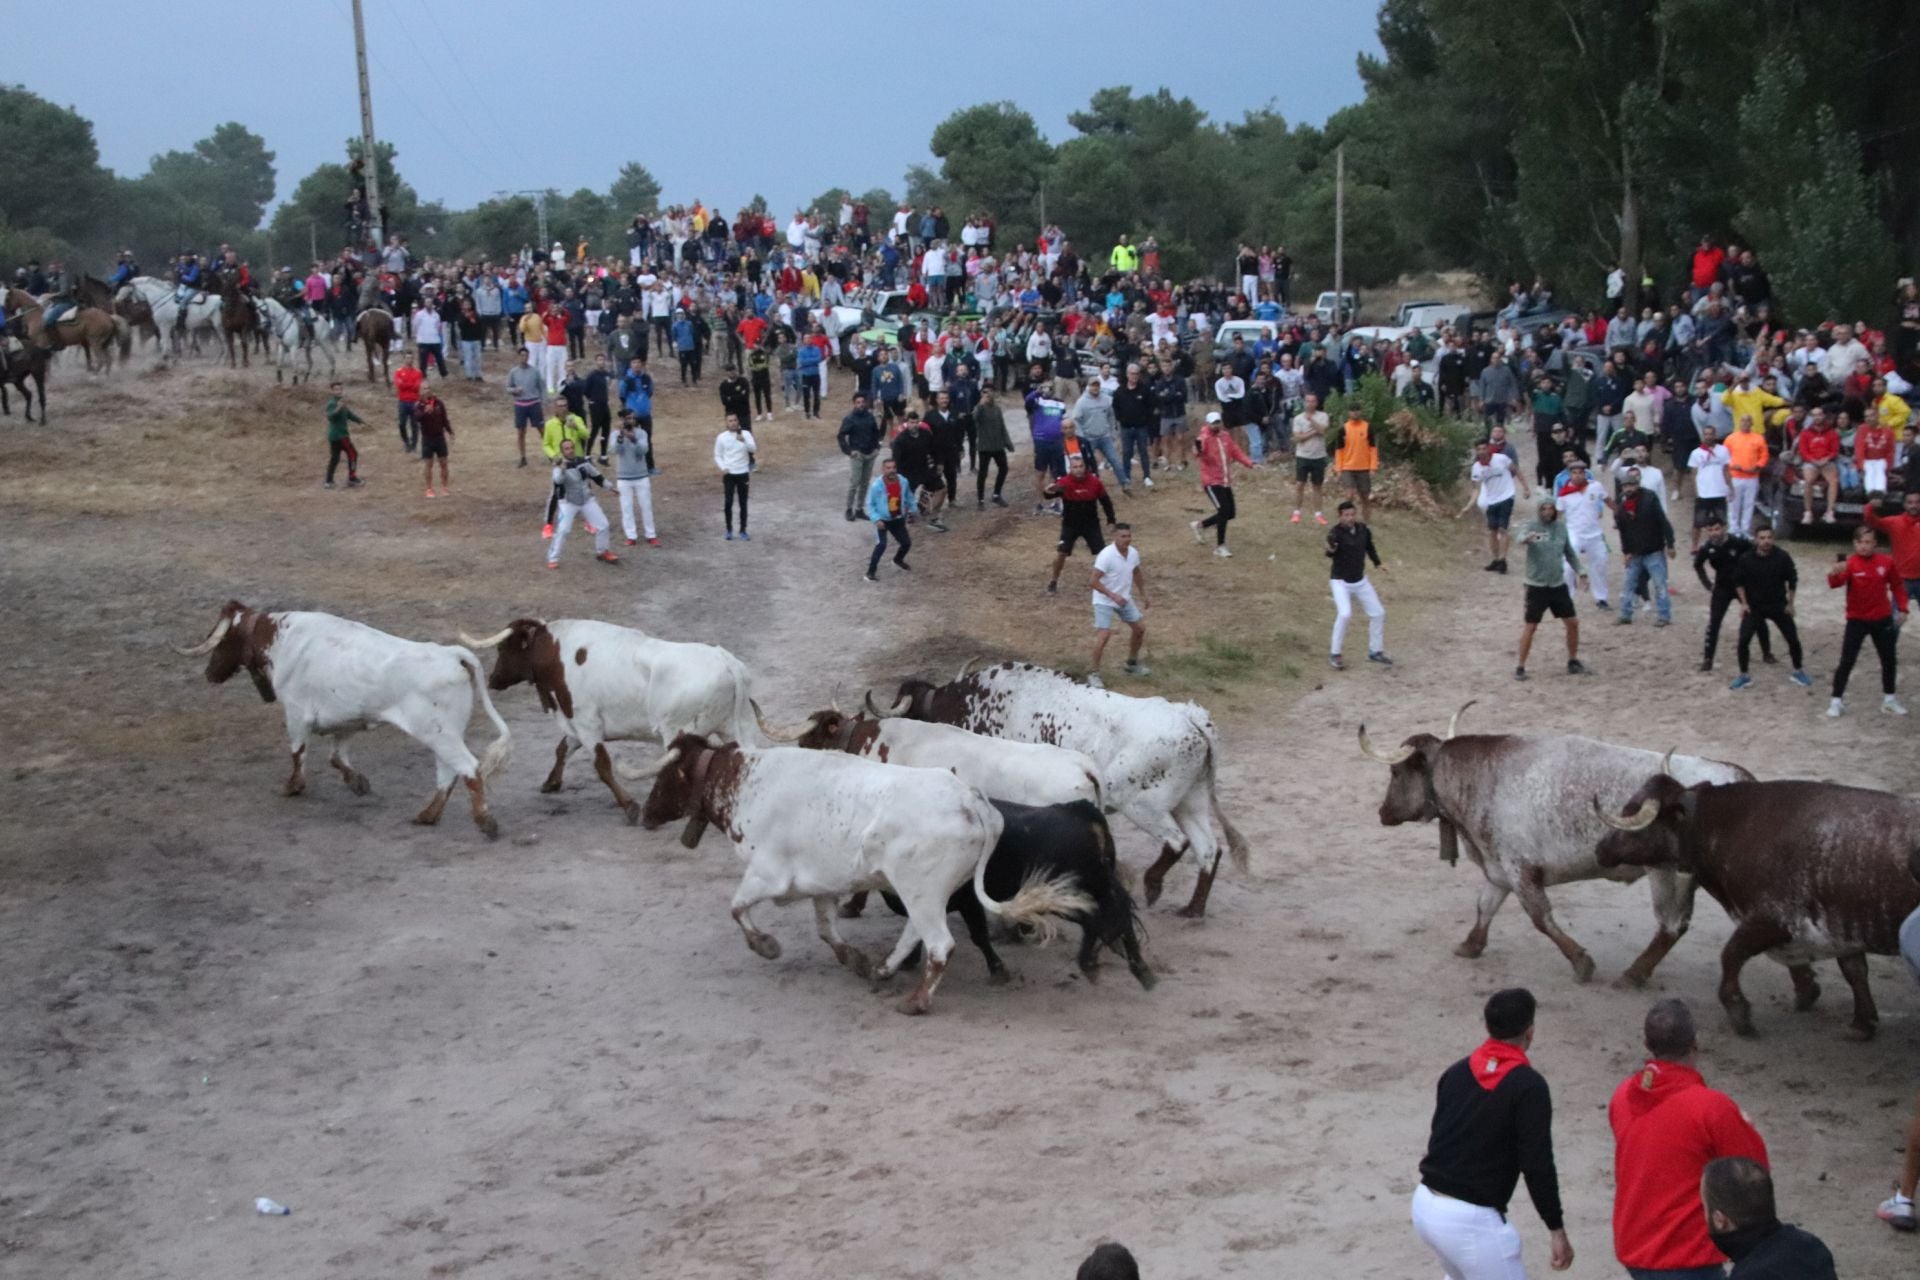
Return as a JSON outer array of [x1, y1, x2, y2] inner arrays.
[[0, 359, 1912, 1278]]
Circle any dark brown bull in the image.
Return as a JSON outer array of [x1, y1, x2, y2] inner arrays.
[[1596, 775, 1920, 1039]]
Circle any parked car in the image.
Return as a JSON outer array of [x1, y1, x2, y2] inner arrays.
[[1758, 458, 1904, 538], [1314, 290, 1358, 324], [1394, 300, 1473, 332]]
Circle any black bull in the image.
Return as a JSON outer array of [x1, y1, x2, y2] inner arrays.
[[1597, 775, 1920, 1039]]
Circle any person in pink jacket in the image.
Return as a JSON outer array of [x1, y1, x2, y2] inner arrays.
[[1188, 410, 1257, 557]]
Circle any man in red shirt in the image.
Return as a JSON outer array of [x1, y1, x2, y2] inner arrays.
[[541, 304, 569, 395], [391, 354, 424, 453], [1828, 523, 1910, 717], [1610, 1000, 1767, 1280], [1791, 408, 1841, 525], [737, 312, 766, 352], [1865, 488, 1920, 618], [1689, 235, 1725, 302]]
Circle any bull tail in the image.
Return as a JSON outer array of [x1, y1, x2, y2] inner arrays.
[[970, 800, 1094, 944], [1193, 709, 1250, 874], [461, 651, 514, 779]]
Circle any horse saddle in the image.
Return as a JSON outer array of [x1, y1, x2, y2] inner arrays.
[[44, 301, 78, 327]]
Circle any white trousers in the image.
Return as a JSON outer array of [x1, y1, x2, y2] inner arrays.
[[1729, 476, 1759, 537], [617, 477, 656, 540], [1330, 576, 1386, 656], [548, 497, 609, 563], [1240, 273, 1259, 301], [1410, 1185, 1529, 1280], [1865, 458, 1889, 493], [543, 342, 569, 394], [1567, 532, 1610, 605], [628, 247, 642, 268]]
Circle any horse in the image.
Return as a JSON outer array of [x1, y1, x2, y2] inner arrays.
[[127, 276, 222, 356], [76, 276, 138, 360], [0, 315, 49, 421], [356, 306, 394, 384], [260, 298, 337, 386], [212, 272, 256, 368], [5, 288, 123, 375]]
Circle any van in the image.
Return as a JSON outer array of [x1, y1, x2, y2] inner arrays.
[[1314, 291, 1358, 324]]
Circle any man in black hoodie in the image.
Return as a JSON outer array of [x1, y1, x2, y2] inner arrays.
[[1701, 1157, 1835, 1279], [1412, 987, 1574, 1278], [837, 392, 881, 522]]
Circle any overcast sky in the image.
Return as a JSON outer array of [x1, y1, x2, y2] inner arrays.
[[13, 1, 1379, 220]]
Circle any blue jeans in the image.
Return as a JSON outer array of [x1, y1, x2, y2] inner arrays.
[[1120, 426, 1154, 484], [1085, 433, 1125, 484], [460, 339, 482, 378], [1245, 424, 1266, 465], [1620, 552, 1671, 622], [1627, 1268, 1723, 1280]]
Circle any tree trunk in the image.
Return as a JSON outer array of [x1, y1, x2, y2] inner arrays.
[[1619, 140, 1642, 312]]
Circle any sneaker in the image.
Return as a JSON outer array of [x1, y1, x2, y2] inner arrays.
[[1484, 560, 1500, 572], [1495, 559, 1508, 574], [991, 495, 1008, 507], [863, 572, 878, 583], [545, 561, 560, 570], [1214, 545, 1232, 558], [1329, 654, 1346, 671], [739, 531, 752, 541], [425, 488, 436, 498], [1878, 1193, 1917, 1232], [845, 510, 858, 522], [1697, 661, 1713, 673], [1290, 510, 1302, 524], [1885, 695, 1908, 716], [1761, 652, 1779, 665], [647, 537, 661, 547], [542, 523, 554, 539], [597, 551, 620, 564], [1789, 669, 1812, 687], [1124, 660, 1151, 676], [346, 478, 365, 488], [1143, 476, 1154, 489], [1315, 512, 1327, 525], [625, 538, 638, 546], [1616, 615, 1633, 625], [1189, 519, 1206, 545], [1515, 666, 1529, 681], [597, 456, 609, 466], [725, 531, 734, 541], [1729, 673, 1754, 690], [895, 560, 911, 572], [323, 481, 336, 489], [1085, 672, 1105, 689], [1567, 659, 1590, 676], [1653, 617, 1671, 628], [928, 520, 948, 533], [1367, 651, 1393, 666], [1045, 580, 1058, 595], [1828, 697, 1846, 718], [518, 457, 528, 468]]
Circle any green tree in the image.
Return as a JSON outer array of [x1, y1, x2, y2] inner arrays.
[[609, 161, 661, 217], [443, 196, 540, 260], [0, 85, 113, 242], [270, 139, 418, 254], [928, 102, 1051, 237], [145, 122, 276, 231]]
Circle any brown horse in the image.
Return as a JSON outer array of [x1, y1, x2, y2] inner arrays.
[[212, 273, 256, 368], [5, 288, 122, 374], [356, 307, 393, 384], [76, 276, 139, 359], [0, 316, 49, 421]]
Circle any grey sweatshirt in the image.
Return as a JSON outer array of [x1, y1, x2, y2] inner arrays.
[[1071, 391, 1117, 439], [507, 364, 544, 404], [612, 429, 651, 481], [552, 458, 605, 507]]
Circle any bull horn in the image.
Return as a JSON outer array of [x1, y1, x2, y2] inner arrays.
[[956, 656, 983, 682], [751, 698, 801, 743], [863, 689, 911, 718], [614, 745, 682, 781], [458, 627, 514, 649], [706, 732, 728, 749], [1446, 700, 1477, 740], [1660, 749, 1676, 779], [1592, 794, 1659, 831], [829, 682, 843, 715], [1357, 724, 1416, 766], [172, 615, 232, 656]]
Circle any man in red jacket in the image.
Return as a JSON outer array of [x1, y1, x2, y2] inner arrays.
[[391, 354, 423, 454], [1610, 1000, 1768, 1280], [1864, 488, 1920, 610]]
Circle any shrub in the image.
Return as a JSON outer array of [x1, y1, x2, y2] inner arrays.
[[1326, 373, 1477, 495]]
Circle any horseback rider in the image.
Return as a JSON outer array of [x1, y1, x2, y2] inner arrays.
[[106, 250, 139, 293], [41, 262, 78, 326], [23, 260, 49, 295]]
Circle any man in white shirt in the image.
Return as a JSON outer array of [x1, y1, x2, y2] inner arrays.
[[1459, 439, 1530, 572], [1553, 459, 1612, 608], [1686, 425, 1732, 553], [1086, 523, 1148, 689], [923, 243, 948, 308], [1612, 443, 1666, 509], [1824, 323, 1870, 384]]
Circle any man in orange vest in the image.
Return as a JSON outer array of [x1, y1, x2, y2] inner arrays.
[[1334, 406, 1380, 523]]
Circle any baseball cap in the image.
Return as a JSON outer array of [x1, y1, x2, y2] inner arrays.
[[1204, 411, 1222, 424]]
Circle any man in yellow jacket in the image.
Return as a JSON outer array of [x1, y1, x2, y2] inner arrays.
[[542, 408, 590, 462], [1109, 234, 1140, 275]]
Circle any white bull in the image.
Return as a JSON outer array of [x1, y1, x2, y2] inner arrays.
[[790, 708, 1104, 808], [621, 734, 1091, 1015], [176, 601, 512, 836], [459, 618, 767, 823]]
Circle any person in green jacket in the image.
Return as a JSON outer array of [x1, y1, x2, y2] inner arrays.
[[1515, 498, 1590, 681], [542, 408, 590, 462], [324, 380, 365, 489]]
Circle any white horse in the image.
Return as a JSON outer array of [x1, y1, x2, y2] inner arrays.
[[260, 298, 337, 385], [127, 276, 222, 355]]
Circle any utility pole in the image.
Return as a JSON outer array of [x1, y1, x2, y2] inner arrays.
[[1332, 142, 1345, 323], [494, 190, 550, 256], [309, 221, 318, 263], [351, 0, 383, 250]]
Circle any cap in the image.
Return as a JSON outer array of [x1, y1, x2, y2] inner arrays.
[[1204, 411, 1222, 424]]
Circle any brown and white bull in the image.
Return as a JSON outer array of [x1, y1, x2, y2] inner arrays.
[[1596, 772, 1920, 1038], [459, 618, 772, 823], [875, 661, 1248, 917], [176, 601, 512, 836], [1359, 703, 1751, 984], [620, 733, 1092, 1015]]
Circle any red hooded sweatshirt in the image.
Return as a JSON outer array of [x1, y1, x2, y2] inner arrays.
[[1609, 1060, 1767, 1270]]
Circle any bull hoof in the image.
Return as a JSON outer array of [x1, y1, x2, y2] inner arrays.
[[1131, 966, 1159, 991], [1724, 1004, 1757, 1037], [1612, 968, 1650, 992], [411, 811, 440, 827], [475, 814, 499, 840], [1845, 1022, 1878, 1042], [1794, 982, 1823, 1012], [1077, 963, 1100, 984], [283, 779, 306, 797], [1174, 904, 1207, 920], [621, 800, 641, 826], [896, 993, 932, 1016], [837, 900, 865, 920], [747, 933, 781, 961], [1570, 953, 1596, 984], [538, 778, 563, 794], [986, 967, 1013, 987], [1141, 872, 1165, 907], [838, 947, 873, 980], [1453, 939, 1486, 959], [345, 772, 372, 797]]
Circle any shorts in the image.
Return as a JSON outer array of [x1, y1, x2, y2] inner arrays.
[[1058, 524, 1105, 556], [1693, 496, 1727, 529], [420, 437, 448, 459], [1483, 498, 1514, 530], [1295, 456, 1328, 484], [1160, 415, 1186, 436], [1524, 583, 1577, 623], [920, 468, 946, 494], [1346, 470, 1373, 498], [513, 402, 542, 430], [1093, 598, 1143, 631], [1032, 439, 1066, 476]]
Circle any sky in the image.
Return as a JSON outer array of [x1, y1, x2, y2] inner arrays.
[[11, 1, 1380, 222]]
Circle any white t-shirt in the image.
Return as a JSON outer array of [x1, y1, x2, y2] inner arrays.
[[1092, 543, 1140, 606], [1554, 481, 1607, 539], [1689, 443, 1731, 499], [1472, 453, 1517, 508]]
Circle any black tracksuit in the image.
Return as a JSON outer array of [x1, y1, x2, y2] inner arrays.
[[1733, 547, 1802, 672], [1418, 1052, 1564, 1231], [1695, 534, 1764, 666]]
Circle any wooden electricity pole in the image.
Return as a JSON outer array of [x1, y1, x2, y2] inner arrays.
[[351, 0, 383, 250], [1333, 143, 1345, 322]]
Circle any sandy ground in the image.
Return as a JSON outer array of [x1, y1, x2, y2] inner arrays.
[[1, 346, 1915, 1280]]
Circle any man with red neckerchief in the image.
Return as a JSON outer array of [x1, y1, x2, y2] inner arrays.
[[1610, 1000, 1768, 1280], [1413, 987, 1574, 1278]]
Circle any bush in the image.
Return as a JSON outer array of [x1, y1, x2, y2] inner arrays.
[[1326, 373, 1477, 495]]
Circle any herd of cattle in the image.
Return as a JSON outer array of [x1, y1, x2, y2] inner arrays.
[[174, 600, 1920, 1027]]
